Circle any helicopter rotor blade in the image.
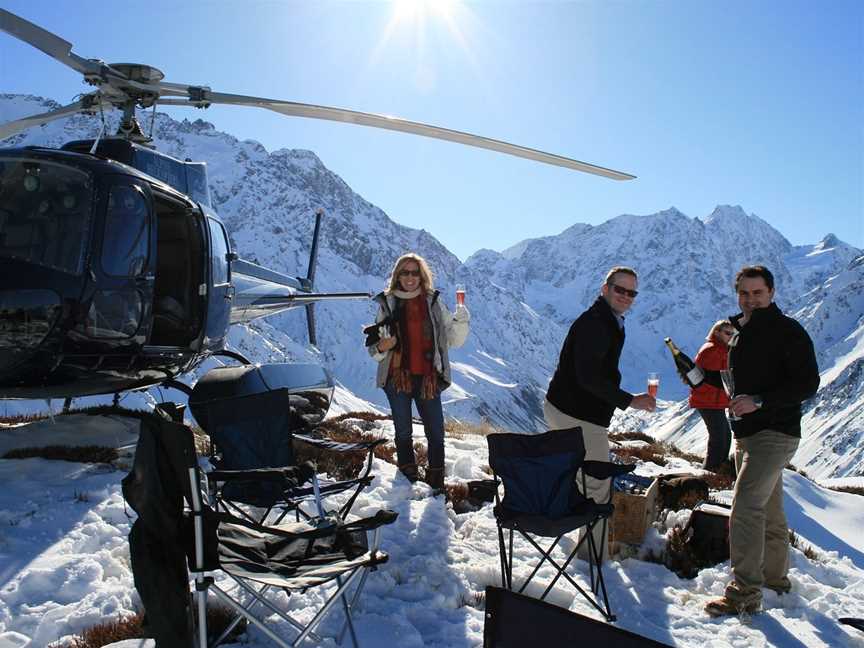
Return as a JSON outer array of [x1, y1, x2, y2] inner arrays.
[[0, 97, 102, 141], [156, 92, 635, 180], [0, 9, 121, 79]]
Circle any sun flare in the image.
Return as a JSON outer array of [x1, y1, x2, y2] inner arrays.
[[392, 0, 458, 24]]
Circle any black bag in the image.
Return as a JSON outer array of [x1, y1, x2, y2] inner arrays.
[[363, 310, 399, 348], [686, 501, 730, 564]]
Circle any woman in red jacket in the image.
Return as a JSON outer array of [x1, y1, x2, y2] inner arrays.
[[689, 320, 735, 471]]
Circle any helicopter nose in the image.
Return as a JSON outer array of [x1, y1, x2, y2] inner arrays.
[[0, 289, 62, 371]]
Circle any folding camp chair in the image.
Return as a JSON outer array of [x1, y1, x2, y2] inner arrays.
[[487, 428, 634, 622], [189, 373, 383, 525], [129, 404, 398, 648]]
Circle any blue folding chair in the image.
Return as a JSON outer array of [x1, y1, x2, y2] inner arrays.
[[487, 428, 634, 622]]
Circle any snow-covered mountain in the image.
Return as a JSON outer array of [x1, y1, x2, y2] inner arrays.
[[2, 94, 863, 477]]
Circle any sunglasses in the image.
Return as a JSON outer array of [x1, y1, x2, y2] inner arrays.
[[399, 269, 421, 277], [610, 284, 638, 299]]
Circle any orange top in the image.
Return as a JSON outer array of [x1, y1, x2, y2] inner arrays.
[[689, 340, 730, 409], [404, 295, 434, 376]]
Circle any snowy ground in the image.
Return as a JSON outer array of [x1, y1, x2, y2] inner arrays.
[[1, 414, 863, 647]]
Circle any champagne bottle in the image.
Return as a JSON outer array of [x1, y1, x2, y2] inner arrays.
[[664, 337, 704, 387]]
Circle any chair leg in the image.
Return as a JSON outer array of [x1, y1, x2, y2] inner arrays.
[[195, 577, 208, 648], [496, 524, 510, 589], [582, 522, 615, 622], [292, 566, 366, 647], [335, 574, 360, 648], [229, 577, 323, 642], [518, 534, 563, 595], [209, 584, 293, 648]]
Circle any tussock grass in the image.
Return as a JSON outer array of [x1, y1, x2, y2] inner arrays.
[[610, 433, 703, 468], [329, 411, 392, 424], [63, 604, 242, 648], [826, 484, 864, 496], [63, 612, 145, 647], [612, 444, 668, 467], [789, 530, 821, 561], [444, 419, 501, 439], [3, 445, 118, 463], [702, 470, 735, 491]]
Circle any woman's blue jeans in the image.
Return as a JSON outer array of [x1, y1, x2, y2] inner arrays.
[[383, 377, 445, 469]]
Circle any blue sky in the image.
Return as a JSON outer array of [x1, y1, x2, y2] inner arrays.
[[1, 0, 861, 260]]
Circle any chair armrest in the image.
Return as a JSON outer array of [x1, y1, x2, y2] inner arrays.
[[209, 461, 315, 487], [341, 509, 399, 534], [295, 433, 386, 453], [582, 461, 635, 480]]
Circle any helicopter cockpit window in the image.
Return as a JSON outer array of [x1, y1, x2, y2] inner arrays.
[[208, 218, 230, 285], [185, 163, 211, 208], [0, 159, 92, 275], [83, 289, 143, 339], [102, 185, 150, 277]]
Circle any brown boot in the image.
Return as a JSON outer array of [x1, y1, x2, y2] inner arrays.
[[399, 463, 419, 483], [425, 467, 445, 490], [704, 595, 761, 617]]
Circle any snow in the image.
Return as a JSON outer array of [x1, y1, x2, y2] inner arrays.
[[1, 415, 864, 647], [2, 93, 864, 645]]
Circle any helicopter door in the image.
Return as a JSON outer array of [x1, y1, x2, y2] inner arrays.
[[79, 180, 154, 345], [202, 217, 232, 350]]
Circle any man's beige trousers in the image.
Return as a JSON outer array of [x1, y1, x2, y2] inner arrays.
[[543, 399, 611, 562], [727, 429, 799, 603]]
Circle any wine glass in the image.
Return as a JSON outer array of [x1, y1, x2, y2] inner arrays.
[[455, 283, 466, 307], [647, 372, 659, 398], [720, 369, 741, 421]]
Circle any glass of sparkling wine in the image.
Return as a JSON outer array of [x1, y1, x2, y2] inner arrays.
[[455, 283, 466, 306], [720, 369, 741, 421], [647, 372, 659, 398]]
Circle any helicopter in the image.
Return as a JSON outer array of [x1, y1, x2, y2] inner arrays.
[[0, 8, 635, 403]]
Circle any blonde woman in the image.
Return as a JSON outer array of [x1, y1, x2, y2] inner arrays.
[[367, 253, 470, 488]]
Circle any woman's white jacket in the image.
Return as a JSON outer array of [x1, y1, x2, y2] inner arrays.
[[367, 290, 470, 390]]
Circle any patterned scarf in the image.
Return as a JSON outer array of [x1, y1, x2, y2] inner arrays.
[[388, 290, 438, 399]]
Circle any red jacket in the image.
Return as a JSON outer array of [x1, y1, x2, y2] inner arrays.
[[689, 340, 730, 409]]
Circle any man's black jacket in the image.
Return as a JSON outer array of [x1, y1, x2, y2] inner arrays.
[[546, 296, 633, 427], [729, 302, 819, 439]]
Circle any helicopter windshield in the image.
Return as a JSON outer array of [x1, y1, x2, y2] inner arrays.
[[0, 158, 92, 275]]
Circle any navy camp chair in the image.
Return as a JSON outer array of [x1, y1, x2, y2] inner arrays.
[[487, 428, 634, 622], [190, 386, 383, 525], [126, 404, 398, 648]]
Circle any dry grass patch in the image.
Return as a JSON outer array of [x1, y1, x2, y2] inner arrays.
[[444, 419, 501, 439], [789, 530, 821, 561], [612, 444, 668, 467], [3, 445, 118, 463], [610, 433, 704, 468], [63, 612, 145, 647], [609, 431, 656, 444], [296, 418, 394, 481], [825, 484, 864, 496], [328, 411, 392, 424], [63, 604, 242, 648], [702, 468, 735, 491]]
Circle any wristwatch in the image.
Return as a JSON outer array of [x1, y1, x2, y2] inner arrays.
[[752, 395, 763, 409]]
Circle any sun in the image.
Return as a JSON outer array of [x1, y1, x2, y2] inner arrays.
[[392, 0, 459, 24]]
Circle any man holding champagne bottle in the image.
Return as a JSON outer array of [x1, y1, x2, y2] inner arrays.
[[544, 266, 656, 561], [705, 265, 819, 618]]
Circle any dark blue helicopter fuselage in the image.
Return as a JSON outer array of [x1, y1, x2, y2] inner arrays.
[[0, 143, 232, 398]]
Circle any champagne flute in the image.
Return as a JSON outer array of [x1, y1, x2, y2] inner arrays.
[[647, 372, 659, 398], [455, 283, 466, 307], [720, 369, 741, 421]]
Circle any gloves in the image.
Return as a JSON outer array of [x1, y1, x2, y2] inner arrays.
[[453, 304, 470, 322]]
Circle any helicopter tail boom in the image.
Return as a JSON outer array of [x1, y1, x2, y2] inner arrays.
[[229, 258, 369, 325]]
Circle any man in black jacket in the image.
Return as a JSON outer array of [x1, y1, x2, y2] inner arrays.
[[705, 265, 819, 617], [544, 266, 656, 560]]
